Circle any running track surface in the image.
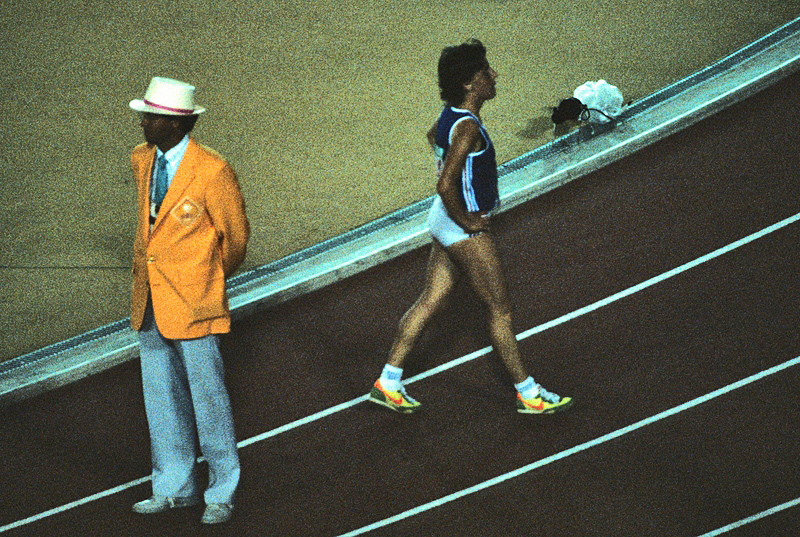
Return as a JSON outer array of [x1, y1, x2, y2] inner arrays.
[[2, 72, 800, 537]]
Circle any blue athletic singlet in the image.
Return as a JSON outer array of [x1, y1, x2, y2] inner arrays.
[[434, 106, 499, 212]]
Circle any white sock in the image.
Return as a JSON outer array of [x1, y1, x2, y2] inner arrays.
[[379, 364, 403, 391], [514, 376, 539, 399]]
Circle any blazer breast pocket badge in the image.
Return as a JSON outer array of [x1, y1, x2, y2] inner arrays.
[[171, 196, 202, 226]]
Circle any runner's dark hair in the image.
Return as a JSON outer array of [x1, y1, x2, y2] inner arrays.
[[438, 39, 488, 106]]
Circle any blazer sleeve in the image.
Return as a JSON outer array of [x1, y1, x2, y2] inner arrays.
[[131, 143, 153, 191], [206, 163, 250, 277]]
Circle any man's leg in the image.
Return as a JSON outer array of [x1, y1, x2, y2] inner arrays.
[[176, 335, 240, 506], [138, 299, 200, 500]]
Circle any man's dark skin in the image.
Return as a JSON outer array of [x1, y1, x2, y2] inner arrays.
[[139, 112, 195, 152]]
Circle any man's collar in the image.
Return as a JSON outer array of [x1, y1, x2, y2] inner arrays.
[[156, 134, 190, 163]]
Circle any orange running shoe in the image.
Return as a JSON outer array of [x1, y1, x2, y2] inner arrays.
[[369, 379, 422, 413], [517, 385, 573, 414]]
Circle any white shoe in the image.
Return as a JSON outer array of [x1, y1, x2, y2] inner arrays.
[[201, 503, 234, 524], [132, 495, 201, 514]]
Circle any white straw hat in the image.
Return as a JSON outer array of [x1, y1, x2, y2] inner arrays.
[[129, 77, 206, 116]]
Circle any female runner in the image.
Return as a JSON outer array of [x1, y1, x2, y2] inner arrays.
[[369, 39, 573, 415]]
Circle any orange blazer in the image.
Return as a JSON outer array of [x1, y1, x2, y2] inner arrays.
[[130, 138, 250, 339]]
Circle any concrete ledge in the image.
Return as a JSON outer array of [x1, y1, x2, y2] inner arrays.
[[2, 17, 799, 406]]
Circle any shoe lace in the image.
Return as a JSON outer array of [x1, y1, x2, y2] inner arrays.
[[537, 386, 561, 403]]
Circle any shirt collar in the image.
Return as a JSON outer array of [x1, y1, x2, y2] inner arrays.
[[156, 134, 190, 167]]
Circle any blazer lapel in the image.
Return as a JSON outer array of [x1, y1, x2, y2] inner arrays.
[[152, 138, 199, 232], [140, 146, 157, 239]]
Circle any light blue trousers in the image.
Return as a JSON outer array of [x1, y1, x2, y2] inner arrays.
[[138, 299, 240, 505]]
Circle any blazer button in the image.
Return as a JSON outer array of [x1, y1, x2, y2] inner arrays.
[[147, 255, 156, 262]]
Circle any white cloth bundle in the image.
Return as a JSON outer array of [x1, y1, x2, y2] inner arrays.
[[573, 80, 626, 123]]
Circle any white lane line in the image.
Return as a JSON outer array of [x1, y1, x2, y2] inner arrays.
[[2, 212, 799, 534], [238, 396, 369, 449], [0, 476, 151, 533], [337, 356, 800, 536], [247, 210, 800, 452], [404, 210, 800, 385], [696, 497, 800, 536]]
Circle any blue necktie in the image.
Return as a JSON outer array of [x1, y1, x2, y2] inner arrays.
[[152, 155, 168, 209]]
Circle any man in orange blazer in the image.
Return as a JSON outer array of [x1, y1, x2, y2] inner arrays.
[[128, 77, 249, 525]]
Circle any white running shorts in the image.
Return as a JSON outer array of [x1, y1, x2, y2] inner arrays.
[[427, 195, 482, 247]]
